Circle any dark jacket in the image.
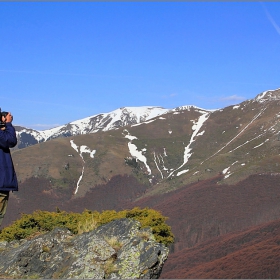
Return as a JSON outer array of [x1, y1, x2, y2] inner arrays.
[[0, 122, 18, 192]]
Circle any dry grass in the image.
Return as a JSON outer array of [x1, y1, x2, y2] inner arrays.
[[77, 216, 98, 235], [104, 236, 123, 251], [103, 256, 119, 277]]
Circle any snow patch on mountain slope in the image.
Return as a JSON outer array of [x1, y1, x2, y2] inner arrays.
[[253, 139, 269, 149], [227, 107, 278, 153], [123, 132, 137, 141], [70, 139, 79, 153], [222, 167, 230, 174], [222, 166, 234, 179], [127, 142, 152, 175], [168, 111, 210, 177], [142, 119, 156, 125], [173, 105, 214, 113], [80, 145, 96, 159], [224, 172, 232, 179], [182, 113, 209, 164], [153, 152, 164, 179], [196, 130, 205, 137], [70, 139, 96, 194], [222, 161, 239, 179], [153, 151, 169, 179], [177, 169, 189, 176], [228, 132, 267, 153], [202, 106, 268, 164], [123, 130, 152, 175]]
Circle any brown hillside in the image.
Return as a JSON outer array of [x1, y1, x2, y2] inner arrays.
[[62, 174, 149, 213], [161, 218, 280, 279], [3, 173, 280, 278], [2, 174, 149, 228], [131, 173, 280, 252]]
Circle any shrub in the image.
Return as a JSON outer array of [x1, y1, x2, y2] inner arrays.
[[0, 207, 174, 246]]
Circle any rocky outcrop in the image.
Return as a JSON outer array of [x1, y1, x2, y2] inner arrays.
[[0, 218, 169, 279]]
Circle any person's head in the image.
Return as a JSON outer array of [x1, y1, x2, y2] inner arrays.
[[1, 112, 12, 123]]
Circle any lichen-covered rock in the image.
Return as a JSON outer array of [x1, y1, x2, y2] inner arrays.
[[0, 218, 169, 279]]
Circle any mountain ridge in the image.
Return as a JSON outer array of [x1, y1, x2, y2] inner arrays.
[[15, 105, 212, 149], [3, 87, 280, 278], [15, 87, 280, 150], [11, 87, 280, 196]]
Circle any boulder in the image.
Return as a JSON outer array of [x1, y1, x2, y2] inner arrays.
[[0, 218, 168, 279]]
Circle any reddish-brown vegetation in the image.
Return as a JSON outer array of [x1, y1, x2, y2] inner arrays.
[[63, 174, 149, 213], [3, 173, 280, 278], [132, 173, 280, 250], [161, 219, 280, 278], [3, 174, 148, 227], [128, 173, 280, 278]]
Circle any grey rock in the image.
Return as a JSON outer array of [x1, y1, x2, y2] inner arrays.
[[0, 218, 168, 279]]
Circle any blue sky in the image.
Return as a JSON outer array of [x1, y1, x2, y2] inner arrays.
[[1, 2, 280, 130]]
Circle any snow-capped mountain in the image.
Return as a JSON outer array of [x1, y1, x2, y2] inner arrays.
[[12, 87, 280, 193], [6, 87, 280, 280], [15, 87, 280, 150], [254, 88, 280, 103], [15, 105, 211, 149]]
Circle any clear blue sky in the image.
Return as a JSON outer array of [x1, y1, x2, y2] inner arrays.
[[1, 2, 280, 130]]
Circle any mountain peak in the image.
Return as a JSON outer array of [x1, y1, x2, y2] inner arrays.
[[254, 88, 280, 103]]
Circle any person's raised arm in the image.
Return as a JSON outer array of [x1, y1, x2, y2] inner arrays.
[[0, 112, 17, 148]]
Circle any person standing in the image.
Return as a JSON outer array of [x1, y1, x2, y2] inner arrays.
[[0, 112, 18, 227]]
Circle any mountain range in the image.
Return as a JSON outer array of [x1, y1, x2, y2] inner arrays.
[[15, 105, 209, 149], [5, 87, 280, 278]]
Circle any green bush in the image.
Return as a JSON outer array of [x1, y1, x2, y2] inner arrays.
[[0, 207, 174, 246]]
